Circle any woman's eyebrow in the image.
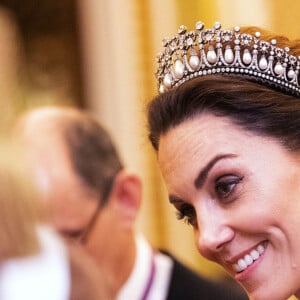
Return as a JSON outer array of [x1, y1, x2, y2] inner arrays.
[[194, 153, 237, 189]]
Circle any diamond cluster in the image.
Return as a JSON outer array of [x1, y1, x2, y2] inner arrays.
[[156, 21, 300, 96]]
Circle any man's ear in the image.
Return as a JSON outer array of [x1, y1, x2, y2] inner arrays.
[[109, 170, 142, 227]]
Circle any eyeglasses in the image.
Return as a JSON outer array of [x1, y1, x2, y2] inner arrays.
[[76, 176, 116, 245]]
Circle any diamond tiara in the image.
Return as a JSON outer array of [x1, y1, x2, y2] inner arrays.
[[156, 21, 300, 96]]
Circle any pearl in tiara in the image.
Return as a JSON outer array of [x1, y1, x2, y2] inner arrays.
[[156, 21, 300, 96]]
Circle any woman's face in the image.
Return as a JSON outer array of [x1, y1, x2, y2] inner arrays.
[[158, 113, 300, 300]]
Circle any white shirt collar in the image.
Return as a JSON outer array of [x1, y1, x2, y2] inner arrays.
[[117, 235, 152, 300], [117, 235, 173, 300]]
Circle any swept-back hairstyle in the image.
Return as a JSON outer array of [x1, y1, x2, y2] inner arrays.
[[148, 27, 300, 152]]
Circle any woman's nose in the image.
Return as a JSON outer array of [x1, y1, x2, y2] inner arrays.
[[195, 210, 234, 260]]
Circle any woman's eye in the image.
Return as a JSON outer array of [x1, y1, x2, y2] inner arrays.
[[176, 204, 197, 227], [215, 175, 243, 200]]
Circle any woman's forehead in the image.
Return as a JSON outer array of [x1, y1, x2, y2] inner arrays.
[[159, 115, 240, 153], [157, 114, 276, 181]]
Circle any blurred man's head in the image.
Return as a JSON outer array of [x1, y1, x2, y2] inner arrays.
[[15, 106, 142, 288]]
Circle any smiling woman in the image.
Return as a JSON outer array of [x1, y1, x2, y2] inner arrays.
[[147, 21, 300, 300]]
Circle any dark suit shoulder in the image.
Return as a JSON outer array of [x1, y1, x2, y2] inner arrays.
[[162, 251, 248, 300]]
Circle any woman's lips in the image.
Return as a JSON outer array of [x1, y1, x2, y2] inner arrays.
[[232, 243, 266, 273]]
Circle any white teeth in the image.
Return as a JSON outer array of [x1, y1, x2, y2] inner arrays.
[[244, 254, 253, 266], [250, 249, 259, 260], [238, 258, 247, 270], [232, 243, 265, 273], [257, 244, 264, 254]]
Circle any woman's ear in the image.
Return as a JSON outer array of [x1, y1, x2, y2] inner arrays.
[[109, 170, 142, 227]]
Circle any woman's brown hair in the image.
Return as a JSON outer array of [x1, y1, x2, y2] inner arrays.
[[147, 27, 300, 152]]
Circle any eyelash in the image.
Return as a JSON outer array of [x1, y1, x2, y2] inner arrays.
[[176, 204, 197, 227], [214, 175, 243, 201], [175, 175, 243, 227]]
